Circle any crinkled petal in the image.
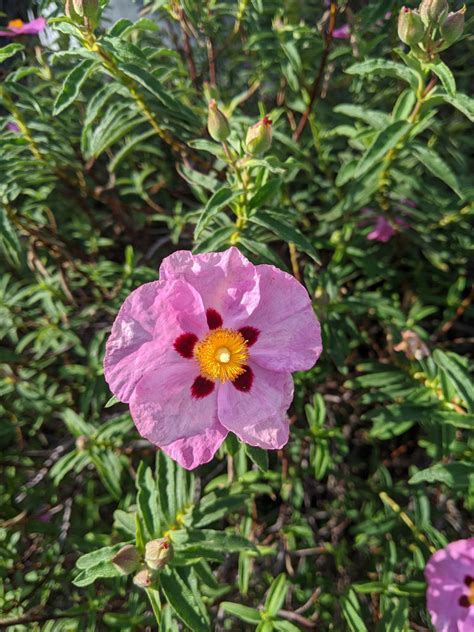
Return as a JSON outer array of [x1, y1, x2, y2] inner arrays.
[[244, 265, 322, 372], [104, 279, 207, 403], [217, 362, 293, 448], [161, 423, 228, 470], [129, 358, 220, 448], [159, 247, 260, 328], [425, 539, 474, 632]]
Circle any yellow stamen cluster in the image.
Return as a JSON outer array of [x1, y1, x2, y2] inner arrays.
[[469, 581, 474, 606], [195, 329, 248, 383], [8, 19, 24, 28]]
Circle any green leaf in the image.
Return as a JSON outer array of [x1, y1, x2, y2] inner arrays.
[[136, 462, 161, 539], [440, 92, 474, 122], [160, 568, 210, 632], [220, 602, 261, 623], [192, 493, 248, 528], [409, 462, 474, 489], [433, 350, 474, 411], [0, 43, 24, 63], [76, 544, 126, 570], [250, 212, 320, 263], [53, 59, 97, 115], [346, 59, 419, 92], [433, 411, 474, 430], [194, 187, 240, 239], [341, 590, 369, 632], [73, 560, 122, 587], [245, 445, 269, 471], [264, 574, 288, 616], [428, 60, 456, 97], [0, 207, 21, 267], [413, 145, 463, 198], [354, 121, 411, 179], [50, 451, 89, 485], [274, 621, 302, 632], [118, 63, 199, 127], [105, 395, 120, 408]]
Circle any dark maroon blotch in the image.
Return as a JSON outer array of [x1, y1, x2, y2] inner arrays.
[[232, 365, 254, 393], [459, 595, 470, 608], [464, 575, 474, 586], [174, 332, 198, 359], [206, 308, 223, 330], [238, 326, 260, 347], [191, 375, 215, 399]]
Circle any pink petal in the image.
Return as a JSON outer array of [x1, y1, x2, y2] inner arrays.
[[217, 362, 293, 448], [244, 265, 322, 373], [104, 279, 207, 403], [161, 423, 228, 470], [425, 539, 474, 632], [159, 247, 260, 328], [333, 24, 350, 39], [459, 611, 474, 632], [18, 17, 46, 34], [129, 359, 222, 448], [367, 216, 395, 242]]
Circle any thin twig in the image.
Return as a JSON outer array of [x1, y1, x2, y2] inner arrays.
[[293, 2, 337, 142]]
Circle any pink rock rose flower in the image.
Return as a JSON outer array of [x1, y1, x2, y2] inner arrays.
[[425, 538, 474, 632], [332, 24, 350, 39], [0, 17, 46, 37], [104, 248, 322, 470]]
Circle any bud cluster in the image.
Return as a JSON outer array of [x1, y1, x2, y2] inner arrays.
[[397, 0, 466, 58], [111, 537, 173, 589], [207, 101, 273, 157]]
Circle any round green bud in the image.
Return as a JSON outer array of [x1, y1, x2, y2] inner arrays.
[[245, 116, 273, 156], [440, 6, 466, 44], [398, 7, 425, 46], [207, 100, 231, 142], [419, 0, 449, 26]]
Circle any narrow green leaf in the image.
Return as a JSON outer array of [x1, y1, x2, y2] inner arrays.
[[440, 92, 474, 122], [428, 60, 456, 96], [346, 59, 419, 91], [341, 590, 369, 632], [413, 145, 463, 198], [433, 350, 474, 411], [105, 395, 120, 408], [136, 462, 160, 539], [245, 445, 269, 471], [0, 43, 24, 63], [264, 574, 288, 616], [409, 462, 474, 489], [250, 212, 320, 263], [53, 59, 97, 115], [160, 568, 210, 632], [354, 121, 411, 179], [220, 602, 261, 624], [194, 187, 240, 239]]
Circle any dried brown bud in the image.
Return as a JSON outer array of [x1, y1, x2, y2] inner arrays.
[[394, 330, 430, 361], [75, 435, 89, 451], [144, 538, 173, 571], [133, 567, 154, 589]]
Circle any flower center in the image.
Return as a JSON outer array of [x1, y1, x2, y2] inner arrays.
[[194, 328, 248, 383], [8, 19, 24, 28], [459, 576, 474, 608], [469, 580, 474, 606]]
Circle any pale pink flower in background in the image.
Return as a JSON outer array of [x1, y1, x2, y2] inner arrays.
[[367, 215, 396, 242], [0, 17, 46, 37], [332, 24, 350, 39], [6, 122, 20, 133], [394, 330, 430, 360], [104, 248, 322, 469], [425, 539, 474, 632]]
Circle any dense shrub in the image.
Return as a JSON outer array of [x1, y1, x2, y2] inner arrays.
[[0, 0, 473, 629]]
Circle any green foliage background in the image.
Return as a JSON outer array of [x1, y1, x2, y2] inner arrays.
[[0, 0, 473, 629]]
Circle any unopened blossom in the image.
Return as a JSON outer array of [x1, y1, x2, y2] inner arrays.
[[0, 17, 46, 37], [365, 214, 408, 243], [332, 24, 350, 39], [394, 330, 430, 361], [6, 122, 20, 133], [104, 248, 322, 469], [425, 538, 474, 632]]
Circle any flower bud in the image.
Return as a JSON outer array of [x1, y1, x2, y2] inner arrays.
[[245, 116, 273, 156], [419, 0, 448, 26], [73, 0, 99, 18], [207, 100, 230, 142], [398, 8, 425, 46], [112, 544, 141, 575], [144, 538, 173, 571], [133, 566, 154, 589], [440, 6, 466, 44], [75, 435, 89, 451]]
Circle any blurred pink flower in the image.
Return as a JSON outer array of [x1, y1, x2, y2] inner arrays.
[[0, 17, 46, 37], [104, 247, 322, 469], [425, 539, 474, 632], [333, 24, 350, 39], [367, 216, 396, 242], [6, 122, 20, 133]]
